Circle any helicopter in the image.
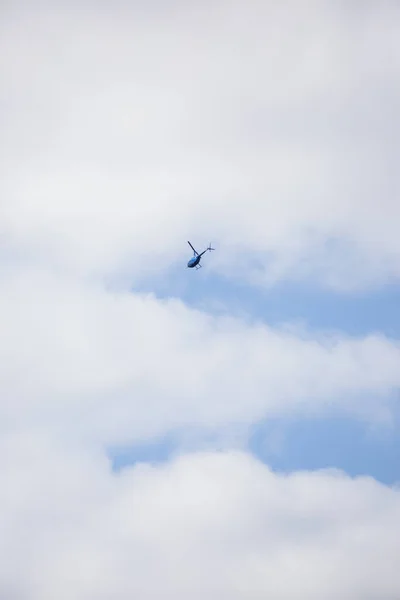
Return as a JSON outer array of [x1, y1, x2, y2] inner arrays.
[[186, 241, 214, 269]]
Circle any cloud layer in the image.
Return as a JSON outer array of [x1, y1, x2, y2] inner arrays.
[[1, 0, 400, 288], [1, 2, 400, 598], [1, 268, 399, 446], [1, 442, 400, 600]]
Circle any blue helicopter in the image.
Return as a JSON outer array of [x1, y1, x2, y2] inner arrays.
[[187, 241, 215, 269]]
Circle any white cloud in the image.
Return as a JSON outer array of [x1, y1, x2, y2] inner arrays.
[[1, 0, 399, 289], [1, 267, 399, 446], [0, 440, 399, 600]]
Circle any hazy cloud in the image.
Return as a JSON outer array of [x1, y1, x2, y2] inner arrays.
[[1, 0, 399, 288], [1, 268, 399, 445], [1, 440, 399, 600]]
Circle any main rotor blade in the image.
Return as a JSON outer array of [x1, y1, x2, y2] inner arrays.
[[187, 241, 198, 255]]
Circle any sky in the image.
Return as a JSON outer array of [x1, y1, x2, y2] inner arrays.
[[1, 1, 400, 598]]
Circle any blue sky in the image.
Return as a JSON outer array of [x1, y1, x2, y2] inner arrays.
[[111, 411, 400, 485], [146, 265, 400, 338]]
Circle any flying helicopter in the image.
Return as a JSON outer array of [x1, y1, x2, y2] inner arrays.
[[186, 241, 215, 269]]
